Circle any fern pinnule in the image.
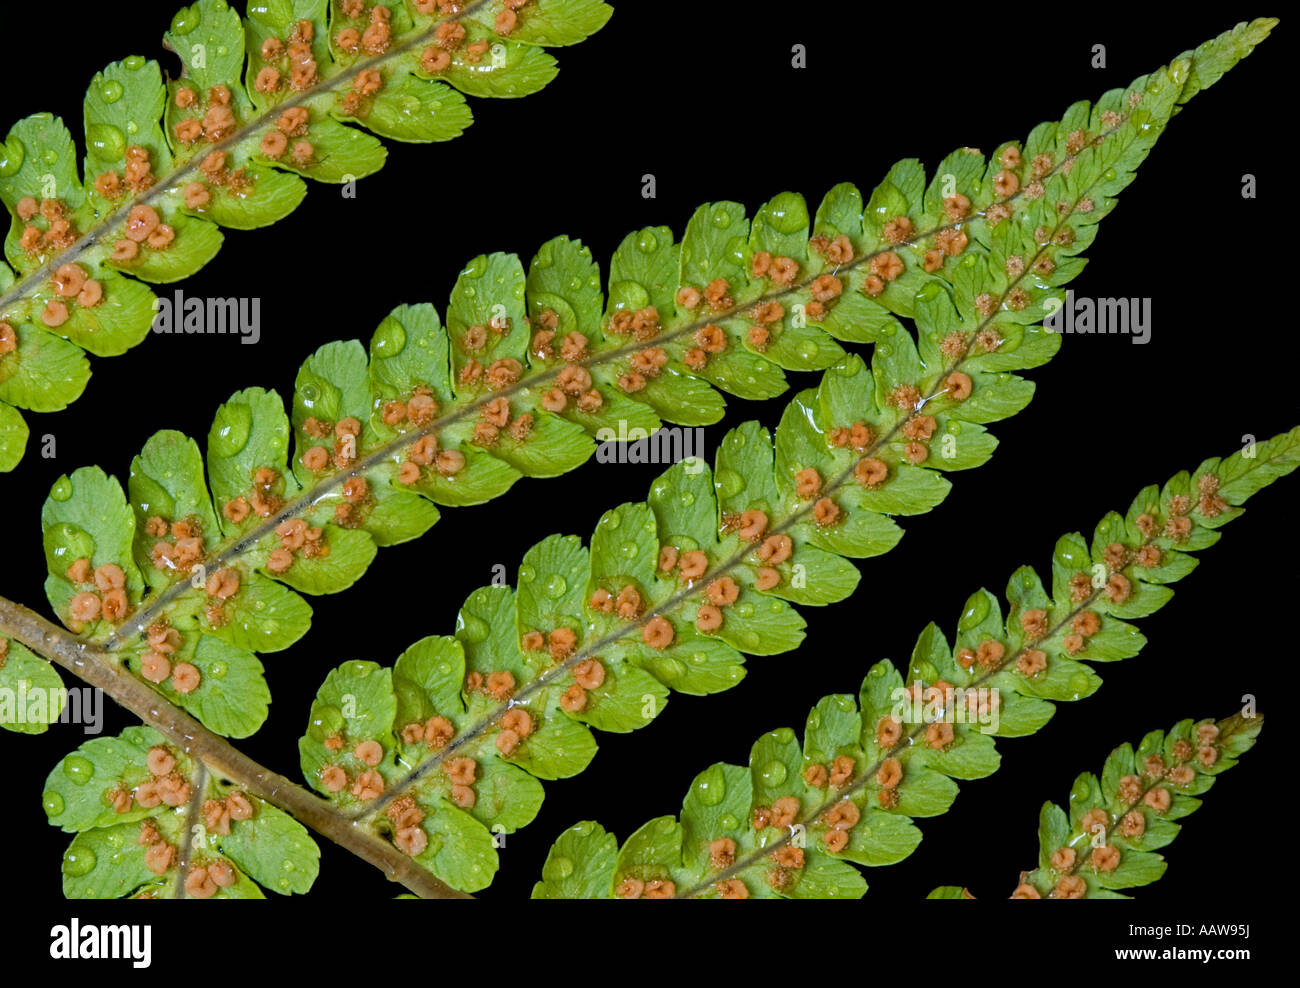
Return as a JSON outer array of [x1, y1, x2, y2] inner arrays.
[[530, 431, 1297, 899], [0, 0, 613, 471], [929, 712, 1262, 900]]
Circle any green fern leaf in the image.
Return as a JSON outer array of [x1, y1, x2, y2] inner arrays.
[[0, 19, 1278, 898], [16, 17, 1271, 742], [531, 431, 1294, 898], [928, 712, 1262, 899], [42, 725, 320, 898], [0, 0, 612, 470]]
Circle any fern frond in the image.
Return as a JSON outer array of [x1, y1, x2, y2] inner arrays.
[[530, 431, 1296, 898], [7, 16, 1273, 741], [0, 0, 612, 470], [929, 712, 1262, 900], [0, 19, 1276, 898]]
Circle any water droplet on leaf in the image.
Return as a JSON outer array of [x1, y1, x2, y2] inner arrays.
[[760, 759, 787, 787], [695, 764, 727, 806], [62, 755, 94, 784], [62, 846, 96, 877], [957, 592, 990, 631]]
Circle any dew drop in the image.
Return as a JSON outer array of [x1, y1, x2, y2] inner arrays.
[[678, 489, 695, 507], [719, 813, 739, 830], [372, 318, 406, 356], [211, 403, 252, 457], [695, 764, 727, 806], [42, 792, 65, 817], [714, 468, 744, 499], [122, 55, 146, 70], [42, 149, 58, 165], [62, 846, 96, 878], [0, 137, 25, 177], [1069, 778, 1092, 804], [759, 759, 787, 787], [711, 207, 732, 228], [689, 651, 707, 665], [957, 592, 990, 631], [100, 80, 124, 104], [209, 660, 228, 679], [458, 615, 489, 644], [1053, 542, 1085, 569], [543, 573, 567, 599], [62, 756, 94, 784], [463, 256, 488, 279], [87, 123, 126, 161], [766, 192, 808, 235], [126, 121, 139, 135], [797, 341, 819, 361], [170, 5, 200, 35], [517, 563, 536, 583], [619, 541, 638, 559], [50, 476, 74, 502], [310, 705, 344, 740], [550, 855, 574, 879], [635, 230, 658, 253], [657, 657, 685, 681]]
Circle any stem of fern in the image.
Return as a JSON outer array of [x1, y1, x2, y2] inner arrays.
[[0, 593, 470, 899]]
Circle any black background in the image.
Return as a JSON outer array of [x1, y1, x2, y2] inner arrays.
[[3, 0, 1293, 961]]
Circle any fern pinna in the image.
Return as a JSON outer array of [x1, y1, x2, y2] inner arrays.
[[928, 712, 1261, 900], [0, 20, 1276, 898], [0, 0, 613, 473], [530, 433, 1294, 899]]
